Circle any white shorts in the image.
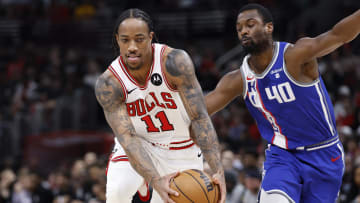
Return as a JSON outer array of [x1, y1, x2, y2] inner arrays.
[[106, 138, 203, 203]]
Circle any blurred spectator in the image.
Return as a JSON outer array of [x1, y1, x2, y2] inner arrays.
[[335, 85, 355, 126], [221, 150, 235, 171], [0, 169, 16, 202], [198, 49, 219, 91], [228, 116, 247, 143], [12, 170, 53, 203], [342, 165, 360, 202], [225, 169, 244, 203], [225, 168, 261, 203], [70, 160, 87, 201], [83, 59, 101, 89], [74, 0, 96, 21], [95, 0, 112, 23], [52, 171, 73, 198], [242, 169, 261, 203], [84, 152, 97, 167], [242, 150, 258, 171], [48, 0, 71, 24]]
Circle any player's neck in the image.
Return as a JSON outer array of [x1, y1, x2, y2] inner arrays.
[[248, 41, 274, 74]]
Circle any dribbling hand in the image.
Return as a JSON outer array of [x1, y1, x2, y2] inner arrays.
[[152, 172, 180, 203], [212, 171, 226, 203]]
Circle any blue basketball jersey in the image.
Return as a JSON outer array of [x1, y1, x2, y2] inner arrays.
[[241, 41, 337, 149]]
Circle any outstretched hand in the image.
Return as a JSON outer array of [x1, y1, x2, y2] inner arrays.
[[212, 171, 226, 203], [152, 172, 180, 203]]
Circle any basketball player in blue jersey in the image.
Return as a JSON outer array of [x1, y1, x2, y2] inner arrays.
[[95, 9, 225, 203], [205, 3, 360, 203]]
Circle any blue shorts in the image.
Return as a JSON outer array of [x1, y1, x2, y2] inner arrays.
[[261, 142, 344, 203]]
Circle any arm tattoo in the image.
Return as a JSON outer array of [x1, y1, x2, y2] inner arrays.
[[166, 49, 223, 174], [95, 74, 123, 112], [95, 73, 160, 182], [165, 49, 184, 77]]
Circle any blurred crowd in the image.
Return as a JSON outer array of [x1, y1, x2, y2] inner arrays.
[[0, 152, 108, 203], [1, 0, 360, 203]]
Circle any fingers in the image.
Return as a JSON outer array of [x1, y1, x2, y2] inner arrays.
[[212, 173, 226, 203], [159, 189, 177, 203], [218, 185, 226, 203], [156, 173, 180, 203], [167, 172, 179, 196], [168, 171, 180, 179], [161, 186, 178, 203], [167, 186, 179, 197], [166, 195, 176, 203], [212, 175, 220, 184], [159, 192, 176, 203]]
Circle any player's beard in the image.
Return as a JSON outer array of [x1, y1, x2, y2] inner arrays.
[[242, 31, 271, 55], [125, 59, 142, 71], [127, 63, 141, 70], [242, 37, 269, 55]]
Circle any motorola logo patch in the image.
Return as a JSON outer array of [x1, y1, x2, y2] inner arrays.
[[151, 73, 162, 86]]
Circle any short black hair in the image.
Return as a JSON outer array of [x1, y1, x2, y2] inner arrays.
[[239, 3, 273, 24], [112, 8, 157, 56]]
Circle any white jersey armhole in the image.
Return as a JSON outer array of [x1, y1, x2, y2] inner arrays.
[[240, 65, 247, 99]]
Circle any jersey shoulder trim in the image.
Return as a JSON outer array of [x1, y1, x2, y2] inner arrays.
[[160, 45, 178, 92], [239, 65, 247, 99], [118, 46, 155, 89], [282, 43, 320, 87], [108, 65, 128, 101]]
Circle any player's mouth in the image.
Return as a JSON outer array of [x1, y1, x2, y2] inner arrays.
[[126, 55, 141, 64], [241, 37, 252, 45]]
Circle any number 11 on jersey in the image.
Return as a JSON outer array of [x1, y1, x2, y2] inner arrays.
[[141, 111, 174, 132]]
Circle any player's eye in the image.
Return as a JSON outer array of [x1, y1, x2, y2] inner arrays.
[[121, 39, 129, 43], [247, 23, 254, 28], [136, 38, 145, 43]]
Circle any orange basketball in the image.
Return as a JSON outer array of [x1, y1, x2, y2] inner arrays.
[[169, 169, 220, 203]]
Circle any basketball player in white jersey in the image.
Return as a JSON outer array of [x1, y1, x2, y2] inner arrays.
[[95, 9, 226, 203]]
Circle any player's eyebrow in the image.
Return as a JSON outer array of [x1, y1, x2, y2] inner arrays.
[[237, 18, 257, 25], [119, 33, 146, 38]]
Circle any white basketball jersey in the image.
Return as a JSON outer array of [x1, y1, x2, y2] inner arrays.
[[108, 43, 194, 150]]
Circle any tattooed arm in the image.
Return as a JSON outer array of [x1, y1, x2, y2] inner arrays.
[[164, 48, 226, 203], [95, 70, 178, 203]]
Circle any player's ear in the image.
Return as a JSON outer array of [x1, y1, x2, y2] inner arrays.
[[149, 31, 154, 42], [265, 22, 273, 34], [115, 34, 120, 47]]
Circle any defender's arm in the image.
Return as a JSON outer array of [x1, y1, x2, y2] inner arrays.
[[288, 9, 360, 63], [205, 69, 244, 115]]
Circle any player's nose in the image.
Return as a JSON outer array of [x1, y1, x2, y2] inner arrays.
[[128, 40, 138, 52], [239, 25, 251, 36], [241, 28, 249, 37]]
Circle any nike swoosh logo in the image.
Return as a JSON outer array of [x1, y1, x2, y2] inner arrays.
[[331, 155, 341, 162], [246, 76, 254, 80], [127, 88, 137, 94], [197, 152, 202, 157]]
